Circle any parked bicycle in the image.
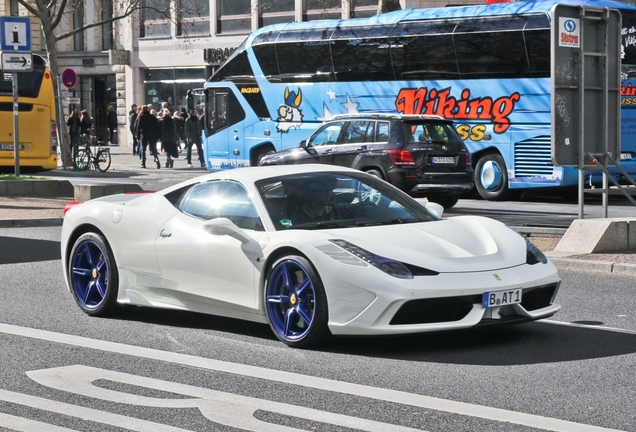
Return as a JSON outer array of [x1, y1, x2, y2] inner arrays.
[[73, 134, 111, 172]]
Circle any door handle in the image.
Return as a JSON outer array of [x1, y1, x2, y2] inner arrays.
[[159, 229, 172, 238], [234, 136, 239, 140], [322, 149, 332, 155], [357, 145, 367, 151]]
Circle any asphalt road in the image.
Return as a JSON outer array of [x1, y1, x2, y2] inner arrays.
[[0, 226, 634, 432]]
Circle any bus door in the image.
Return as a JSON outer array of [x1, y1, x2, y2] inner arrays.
[[205, 87, 246, 169]]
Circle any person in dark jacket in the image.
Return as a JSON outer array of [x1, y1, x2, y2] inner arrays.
[[184, 111, 205, 168], [135, 104, 161, 169], [79, 110, 92, 136], [172, 110, 185, 152], [66, 109, 81, 155], [159, 108, 178, 168], [128, 104, 138, 155], [107, 105, 117, 144]]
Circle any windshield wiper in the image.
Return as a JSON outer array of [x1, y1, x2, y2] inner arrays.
[[355, 218, 419, 227]]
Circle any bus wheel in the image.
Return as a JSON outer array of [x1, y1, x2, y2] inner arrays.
[[475, 153, 510, 201]]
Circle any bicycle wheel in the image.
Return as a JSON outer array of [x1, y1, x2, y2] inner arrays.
[[74, 149, 90, 170], [96, 149, 111, 172]]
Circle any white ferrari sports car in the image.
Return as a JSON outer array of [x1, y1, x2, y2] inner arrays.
[[61, 164, 561, 348]]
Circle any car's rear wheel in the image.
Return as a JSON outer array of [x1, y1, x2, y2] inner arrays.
[[68, 232, 119, 316], [364, 168, 384, 179], [475, 152, 511, 201], [264, 255, 329, 348], [426, 194, 460, 209]]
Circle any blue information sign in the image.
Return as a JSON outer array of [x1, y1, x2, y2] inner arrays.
[[0, 17, 32, 52]]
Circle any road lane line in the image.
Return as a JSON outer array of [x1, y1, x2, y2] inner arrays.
[[0, 323, 626, 432], [0, 412, 79, 431], [0, 389, 193, 432], [545, 319, 636, 335]]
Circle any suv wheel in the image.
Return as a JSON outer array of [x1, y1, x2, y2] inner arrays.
[[364, 168, 384, 179]]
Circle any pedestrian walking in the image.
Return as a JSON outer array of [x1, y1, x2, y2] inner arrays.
[[172, 110, 185, 152], [107, 105, 117, 144], [129, 104, 139, 155], [184, 110, 205, 168], [66, 109, 81, 156], [135, 105, 161, 169], [159, 108, 178, 168]]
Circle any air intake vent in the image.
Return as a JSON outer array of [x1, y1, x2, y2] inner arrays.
[[514, 135, 553, 177]]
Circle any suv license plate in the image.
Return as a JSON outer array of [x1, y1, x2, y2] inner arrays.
[[432, 156, 455, 164], [482, 289, 522, 308]]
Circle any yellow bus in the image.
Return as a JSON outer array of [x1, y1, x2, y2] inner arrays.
[[0, 54, 58, 171]]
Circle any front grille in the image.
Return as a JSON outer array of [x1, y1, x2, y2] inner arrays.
[[390, 295, 481, 325], [521, 283, 559, 311], [514, 135, 553, 177]]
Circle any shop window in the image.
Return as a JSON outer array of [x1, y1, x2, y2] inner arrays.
[[144, 68, 206, 115], [102, 0, 114, 50], [260, 0, 294, 27], [305, 0, 341, 21], [217, 0, 251, 34]]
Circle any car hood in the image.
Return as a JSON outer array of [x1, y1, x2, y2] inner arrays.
[[317, 216, 528, 273]]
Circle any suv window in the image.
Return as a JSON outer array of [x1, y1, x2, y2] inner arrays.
[[402, 121, 463, 149], [309, 121, 345, 146], [342, 121, 372, 144], [376, 121, 389, 142]]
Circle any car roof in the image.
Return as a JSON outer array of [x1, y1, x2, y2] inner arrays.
[[328, 113, 450, 122]]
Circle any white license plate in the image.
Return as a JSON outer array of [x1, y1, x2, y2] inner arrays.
[[620, 153, 632, 160], [482, 288, 522, 308], [432, 156, 455, 164]]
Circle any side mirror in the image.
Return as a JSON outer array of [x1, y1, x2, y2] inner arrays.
[[425, 201, 444, 218], [203, 218, 252, 243], [299, 140, 307, 148]]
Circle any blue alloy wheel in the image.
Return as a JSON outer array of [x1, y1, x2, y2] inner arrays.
[[265, 255, 329, 348], [69, 232, 118, 316]]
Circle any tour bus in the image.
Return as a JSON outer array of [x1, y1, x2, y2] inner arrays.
[[0, 54, 58, 171], [192, 0, 636, 200]]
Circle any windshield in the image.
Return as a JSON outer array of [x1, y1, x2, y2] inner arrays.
[[401, 121, 464, 149], [255, 172, 439, 230]]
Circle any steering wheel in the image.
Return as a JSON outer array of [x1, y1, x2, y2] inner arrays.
[[346, 201, 376, 218]]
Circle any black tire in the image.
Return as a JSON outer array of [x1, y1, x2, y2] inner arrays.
[[96, 150, 111, 172], [74, 149, 90, 170], [426, 194, 460, 209], [264, 255, 330, 348], [474, 152, 511, 201], [256, 149, 275, 166], [364, 168, 384, 179], [68, 232, 119, 316]]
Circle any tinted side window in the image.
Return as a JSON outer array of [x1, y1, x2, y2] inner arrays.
[[275, 42, 334, 82], [342, 121, 371, 143], [331, 38, 394, 81], [309, 122, 345, 145], [209, 51, 254, 82], [391, 34, 458, 80], [376, 121, 390, 142]]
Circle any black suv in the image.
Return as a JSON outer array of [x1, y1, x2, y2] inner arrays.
[[259, 113, 474, 209]]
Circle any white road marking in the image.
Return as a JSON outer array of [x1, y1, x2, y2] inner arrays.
[[0, 389, 193, 432], [0, 412, 79, 432], [0, 323, 627, 432], [545, 319, 636, 335], [27, 365, 423, 432]]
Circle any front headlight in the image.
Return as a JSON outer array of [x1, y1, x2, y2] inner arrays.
[[329, 239, 414, 279], [526, 238, 548, 265]]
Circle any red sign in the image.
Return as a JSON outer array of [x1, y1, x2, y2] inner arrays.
[[62, 68, 77, 89]]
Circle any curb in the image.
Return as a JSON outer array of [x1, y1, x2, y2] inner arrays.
[[0, 217, 63, 228], [549, 257, 636, 275]]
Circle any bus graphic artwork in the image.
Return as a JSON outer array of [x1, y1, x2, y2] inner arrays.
[[277, 87, 303, 132]]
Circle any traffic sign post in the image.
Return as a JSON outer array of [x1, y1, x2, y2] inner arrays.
[[62, 68, 77, 89], [0, 16, 32, 176], [1, 52, 32, 71]]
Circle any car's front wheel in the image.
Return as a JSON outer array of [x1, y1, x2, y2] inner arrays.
[[68, 232, 119, 316], [264, 255, 330, 348]]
